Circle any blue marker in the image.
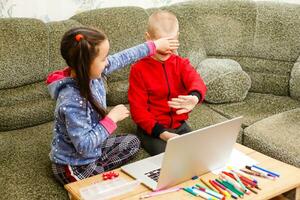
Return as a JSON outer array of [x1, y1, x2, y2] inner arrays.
[[252, 165, 280, 177]]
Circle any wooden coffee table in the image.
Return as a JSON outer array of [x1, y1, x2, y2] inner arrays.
[[65, 144, 300, 200]]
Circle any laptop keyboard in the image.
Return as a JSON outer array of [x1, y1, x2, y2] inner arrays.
[[145, 168, 161, 182]]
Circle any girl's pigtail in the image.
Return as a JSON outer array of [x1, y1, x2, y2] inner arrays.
[[76, 35, 107, 118]]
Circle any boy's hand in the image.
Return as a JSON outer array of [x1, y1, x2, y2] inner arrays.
[[154, 37, 179, 54], [159, 131, 179, 141], [107, 104, 130, 123], [168, 95, 199, 115]]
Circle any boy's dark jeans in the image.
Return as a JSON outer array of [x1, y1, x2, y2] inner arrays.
[[136, 121, 192, 156]]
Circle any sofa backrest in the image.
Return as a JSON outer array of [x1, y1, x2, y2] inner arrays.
[[0, 18, 54, 131], [0, 18, 49, 89], [0, 19, 85, 131], [246, 1, 300, 95], [155, 0, 300, 96]]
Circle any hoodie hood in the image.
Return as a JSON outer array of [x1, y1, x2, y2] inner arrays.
[[46, 67, 78, 100]]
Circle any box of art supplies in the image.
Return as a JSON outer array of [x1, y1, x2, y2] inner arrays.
[[79, 177, 140, 200]]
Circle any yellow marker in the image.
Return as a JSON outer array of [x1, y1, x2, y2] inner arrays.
[[199, 178, 219, 193]]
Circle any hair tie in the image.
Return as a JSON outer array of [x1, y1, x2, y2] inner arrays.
[[75, 34, 84, 42]]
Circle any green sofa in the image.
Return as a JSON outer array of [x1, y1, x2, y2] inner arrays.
[[1, 0, 300, 199]]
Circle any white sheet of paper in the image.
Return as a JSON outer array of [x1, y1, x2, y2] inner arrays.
[[212, 148, 258, 174]]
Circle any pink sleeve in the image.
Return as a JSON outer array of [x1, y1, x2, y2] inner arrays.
[[146, 41, 156, 56], [99, 116, 117, 134]]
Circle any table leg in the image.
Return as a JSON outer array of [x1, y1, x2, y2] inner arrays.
[[295, 186, 300, 200]]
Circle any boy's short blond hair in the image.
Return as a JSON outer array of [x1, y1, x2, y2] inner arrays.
[[147, 10, 179, 39]]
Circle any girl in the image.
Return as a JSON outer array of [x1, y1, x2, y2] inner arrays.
[[46, 27, 179, 184]]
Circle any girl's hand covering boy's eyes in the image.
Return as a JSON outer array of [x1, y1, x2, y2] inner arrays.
[[153, 37, 179, 54], [107, 104, 130, 123], [168, 95, 199, 114]]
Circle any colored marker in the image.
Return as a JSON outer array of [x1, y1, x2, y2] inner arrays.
[[252, 165, 280, 177], [195, 184, 225, 200], [241, 168, 273, 180], [236, 169, 257, 183], [191, 186, 218, 200], [230, 171, 249, 194], [246, 166, 276, 179], [211, 180, 231, 198], [196, 182, 211, 190], [200, 178, 219, 193], [221, 172, 245, 193], [228, 167, 257, 184], [225, 170, 258, 191], [209, 180, 229, 198], [139, 187, 182, 199], [218, 179, 244, 198], [184, 187, 216, 200], [183, 187, 198, 197], [245, 185, 258, 194], [238, 174, 258, 188]]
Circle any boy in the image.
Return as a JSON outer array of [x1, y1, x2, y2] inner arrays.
[[128, 10, 207, 155]]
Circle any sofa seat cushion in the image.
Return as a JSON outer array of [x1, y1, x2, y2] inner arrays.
[[0, 122, 68, 200], [0, 120, 149, 200], [0, 81, 50, 107], [0, 99, 55, 131], [207, 92, 300, 128], [244, 108, 300, 167], [188, 103, 243, 143], [197, 58, 251, 103]]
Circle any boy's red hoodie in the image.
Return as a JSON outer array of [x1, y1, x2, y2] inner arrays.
[[128, 54, 207, 138]]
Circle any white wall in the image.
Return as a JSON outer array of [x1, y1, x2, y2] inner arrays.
[[0, 0, 299, 22], [0, 0, 187, 22]]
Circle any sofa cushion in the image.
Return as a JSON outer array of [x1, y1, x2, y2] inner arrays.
[[0, 122, 68, 200], [244, 108, 300, 167], [0, 99, 55, 131], [165, 0, 257, 58], [0, 18, 49, 89], [216, 56, 294, 96], [290, 62, 300, 101], [0, 119, 149, 200], [188, 103, 244, 143], [0, 81, 49, 107], [207, 92, 300, 128], [197, 58, 251, 103], [252, 2, 300, 62]]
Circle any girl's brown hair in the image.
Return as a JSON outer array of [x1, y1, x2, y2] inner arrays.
[[60, 27, 107, 117]]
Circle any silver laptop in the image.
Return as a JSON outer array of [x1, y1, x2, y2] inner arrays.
[[121, 117, 242, 191]]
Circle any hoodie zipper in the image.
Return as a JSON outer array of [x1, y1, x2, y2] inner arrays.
[[162, 63, 173, 128]]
